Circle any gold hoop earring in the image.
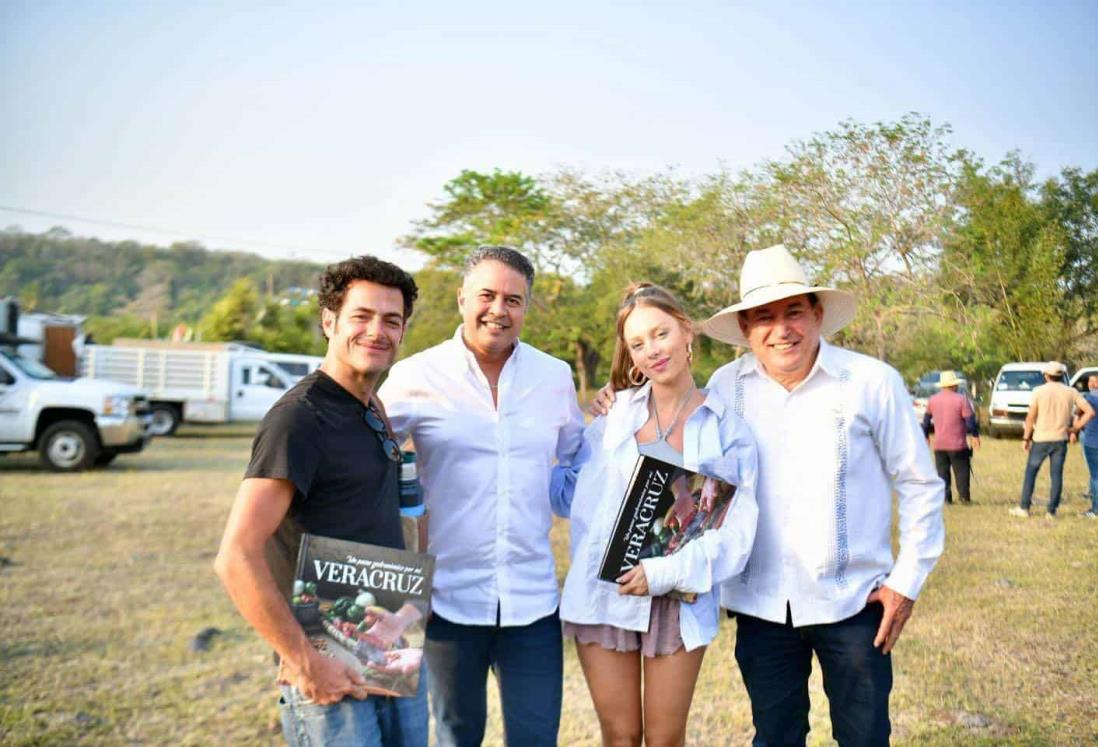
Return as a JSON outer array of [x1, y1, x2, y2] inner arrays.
[[628, 365, 645, 386], [687, 343, 694, 364]]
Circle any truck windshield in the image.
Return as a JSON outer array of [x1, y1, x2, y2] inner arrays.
[[0, 350, 59, 380], [996, 371, 1045, 391]]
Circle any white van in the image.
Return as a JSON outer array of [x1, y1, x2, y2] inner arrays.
[[1070, 365, 1097, 394], [987, 362, 1049, 438]]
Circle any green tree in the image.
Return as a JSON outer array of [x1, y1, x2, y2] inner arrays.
[[1040, 167, 1098, 345], [762, 114, 967, 361], [198, 279, 261, 342], [941, 157, 1067, 366], [252, 298, 326, 355], [406, 169, 551, 269]]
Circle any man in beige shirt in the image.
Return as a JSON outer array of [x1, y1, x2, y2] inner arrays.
[[1010, 361, 1095, 518]]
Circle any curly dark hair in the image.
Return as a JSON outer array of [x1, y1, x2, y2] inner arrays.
[[317, 256, 418, 339]]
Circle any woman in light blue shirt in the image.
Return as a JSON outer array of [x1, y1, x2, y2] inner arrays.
[[554, 283, 758, 746]]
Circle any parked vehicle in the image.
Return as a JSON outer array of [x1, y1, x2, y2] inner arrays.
[[79, 341, 297, 436], [1070, 365, 1098, 393], [987, 362, 1048, 438], [262, 352, 323, 380], [0, 348, 152, 471]]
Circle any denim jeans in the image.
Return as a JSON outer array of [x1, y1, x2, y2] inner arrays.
[[1083, 445, 1098, 513], [278, 664, 428, 747], [1019, 440, 1068, 514], [424, 609, 562, 747], [734, 604, 892, 747]]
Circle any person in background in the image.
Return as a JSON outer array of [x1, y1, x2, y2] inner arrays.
[[214, 256, 427, 747], [379, 246, 584, 747], [1075, 373, 1098, 518], [556, 283, 758, 747], [1010, 361, 1094, 519], [922, 370, 980, 504]]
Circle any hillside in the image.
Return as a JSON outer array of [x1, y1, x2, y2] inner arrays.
[[0, 229, 325, 323]]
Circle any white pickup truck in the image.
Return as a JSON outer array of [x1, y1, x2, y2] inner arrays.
[[0, 349, 152, 471], [79, 342, 298, 436]]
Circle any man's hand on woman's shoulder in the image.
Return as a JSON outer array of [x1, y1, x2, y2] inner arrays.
[[588, 383, 615, 418]]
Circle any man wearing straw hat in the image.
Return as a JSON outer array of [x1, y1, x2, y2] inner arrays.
[[1009, 361, 1094, 519], [699, 244, 945, 745], [922, 370, 980, 505]]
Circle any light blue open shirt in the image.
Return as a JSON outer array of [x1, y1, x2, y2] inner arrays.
[[551, 383, 759, 651]]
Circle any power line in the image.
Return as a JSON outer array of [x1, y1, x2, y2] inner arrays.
[[0, 203, 313, 257]]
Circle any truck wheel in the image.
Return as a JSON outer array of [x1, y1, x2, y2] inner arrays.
[[94, 450, 119, 467], [39, 420, 100, 472], [149, 404, 181, 436]]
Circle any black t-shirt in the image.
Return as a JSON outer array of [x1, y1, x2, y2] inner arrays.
[[245, 370, 403, 598]]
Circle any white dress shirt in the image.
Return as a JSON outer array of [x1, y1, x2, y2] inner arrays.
[[710, 340, 945, 627], [379, 327, 585, 627], [556, 384, 759, 651]]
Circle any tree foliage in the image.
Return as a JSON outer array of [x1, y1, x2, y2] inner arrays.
[[7, 114, 1095, 392]]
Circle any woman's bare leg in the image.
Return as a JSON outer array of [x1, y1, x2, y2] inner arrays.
[[641, 645, 706, 747], [575, 640, 644, 747]]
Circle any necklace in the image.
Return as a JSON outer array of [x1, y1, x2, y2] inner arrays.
[[651, 386, 696, 441]]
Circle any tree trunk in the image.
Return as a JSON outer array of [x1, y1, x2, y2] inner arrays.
[[574, 339, 588, 402]]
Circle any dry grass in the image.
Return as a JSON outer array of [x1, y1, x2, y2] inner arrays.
[[1, 429, 1096, 745]]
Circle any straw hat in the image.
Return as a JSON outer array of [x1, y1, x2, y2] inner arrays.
[[700, 244, 858, 347], [1042, 361, 1067, 376], [936, 370, 964, 388]]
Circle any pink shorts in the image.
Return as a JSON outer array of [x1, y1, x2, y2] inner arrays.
[[562, 596, 684, 657]]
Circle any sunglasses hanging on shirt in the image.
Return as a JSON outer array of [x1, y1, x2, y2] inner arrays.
[[363, 405, 402, 463]]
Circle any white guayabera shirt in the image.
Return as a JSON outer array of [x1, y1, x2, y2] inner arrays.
[[379, 327, 585, 627], [710, 340, 946, 627]]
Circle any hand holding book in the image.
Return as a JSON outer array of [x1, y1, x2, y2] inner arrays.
[[280, 646, 369, 704], [615, 564, 650, 596], [598, 455, 738, 602]]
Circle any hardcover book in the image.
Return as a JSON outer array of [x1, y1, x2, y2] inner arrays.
[[598, 455, 737, 602], [290, 533, 434, 697]]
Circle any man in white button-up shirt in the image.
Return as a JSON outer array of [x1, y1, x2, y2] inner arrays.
[[379, 246, 584, 747], [700, 245, 945, 746]]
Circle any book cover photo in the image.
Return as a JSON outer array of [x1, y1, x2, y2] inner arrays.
[[598, 455, 737, 601], [290, 533, 434, 697]]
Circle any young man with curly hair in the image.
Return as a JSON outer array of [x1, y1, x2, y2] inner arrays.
[[215, 255, 426, 747]]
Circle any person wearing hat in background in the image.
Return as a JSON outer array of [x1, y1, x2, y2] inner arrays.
[[1010, 361, 1094, 519], [591, 244, 944, 745], [922, 370, 980, 505]]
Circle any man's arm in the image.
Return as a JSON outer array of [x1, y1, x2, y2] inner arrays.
[[214, 478, 366, 704], [550, 372, 588, 517], [962, 396, 980, 450], [1072, 393, 1095, 437], [1022, 397, 1038, 451], [874, 369, 946, 653], [377, 361, 420, 443]]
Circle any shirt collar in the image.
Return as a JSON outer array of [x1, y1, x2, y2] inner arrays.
[[605, 381, 723, 447], [449, 324, 523, 371], [313, 368, 370, 411]]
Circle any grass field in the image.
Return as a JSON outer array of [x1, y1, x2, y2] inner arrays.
[[1, 426, 1096, 746]]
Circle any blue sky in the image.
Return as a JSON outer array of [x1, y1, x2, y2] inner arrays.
[[1, 1, 1095, 266]]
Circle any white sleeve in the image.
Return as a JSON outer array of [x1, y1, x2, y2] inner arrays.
[[878, 367, 946, 599], [642, 412, 759, 597], [377, 362, 419, 443]]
